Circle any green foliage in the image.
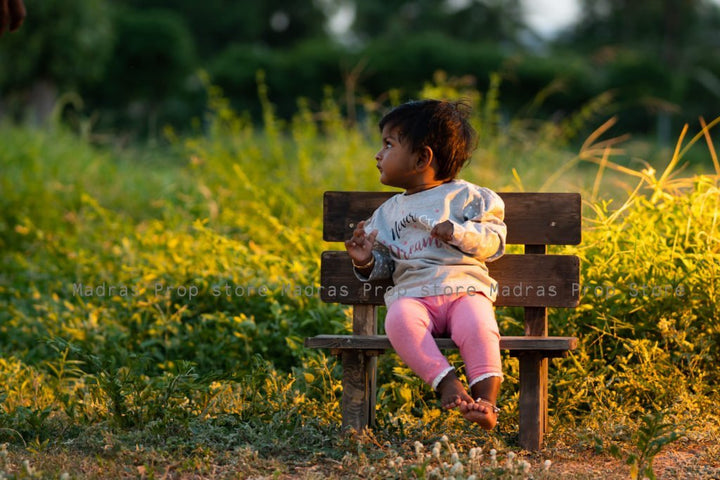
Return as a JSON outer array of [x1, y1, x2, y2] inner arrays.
[[550, 174, 720, 421], [0, 76, 719, 476], [0, 0, 113, 89], [565, 0, 720, 59], [103, 7, 196, 104], [118, 0, 328, 51], [351, 0, 526, 45], [208, 39, 346, 119], [603, 411, 683, 480], [361, 34, 506, 99], [3, 0, 720, 140]]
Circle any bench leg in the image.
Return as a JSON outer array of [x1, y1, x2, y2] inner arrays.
[[341, 350, 377, 431], [518, 352, 548, 451]]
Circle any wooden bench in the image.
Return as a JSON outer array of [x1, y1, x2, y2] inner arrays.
[[305, 191, 581, 450]]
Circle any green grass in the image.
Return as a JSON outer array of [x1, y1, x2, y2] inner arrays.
[[0, 77, 719, 478]]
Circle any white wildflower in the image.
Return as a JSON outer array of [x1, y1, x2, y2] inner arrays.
[[469, 447, 482, 460], [544, 459, 552, 470], [521, 460, 531, 473], [506, 451, 517, 470], [415, 441, 425, 461], [450, 462, 464, 475], [60, 474, 71, 480], [450, 452, 459, 464], [433, 442, 442, 458], [440, 434, 449, 443]]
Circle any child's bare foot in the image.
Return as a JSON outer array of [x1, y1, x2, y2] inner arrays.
[[459, 399, 498, 430], [436, 371, 473, 410]]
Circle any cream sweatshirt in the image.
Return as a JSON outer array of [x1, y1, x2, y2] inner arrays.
[[357, 179, 507, 305]]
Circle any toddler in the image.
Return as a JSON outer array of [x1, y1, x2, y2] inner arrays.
[[345, 99, 506, 429]]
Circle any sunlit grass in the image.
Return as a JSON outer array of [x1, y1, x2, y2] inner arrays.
[[0, 74, 719, 477]]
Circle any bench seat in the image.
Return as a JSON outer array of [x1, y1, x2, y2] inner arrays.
[[305, 334, 578, 358]]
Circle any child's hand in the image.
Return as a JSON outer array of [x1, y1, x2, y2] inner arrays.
[[431, 220, 454, 242], [345, 221, 377, 267]]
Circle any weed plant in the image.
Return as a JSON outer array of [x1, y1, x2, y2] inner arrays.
[[0, 74, 718, 477]]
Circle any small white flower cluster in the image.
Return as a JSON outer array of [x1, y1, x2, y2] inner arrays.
[[384, 436, 554, 479]]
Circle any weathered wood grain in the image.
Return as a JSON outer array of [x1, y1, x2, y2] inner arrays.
[[320, 251, 580, 307], [519, 353, 548, 451], [341, 350, 374, 431], [323, 191, 581, 245], [350, 305, 377, 428]]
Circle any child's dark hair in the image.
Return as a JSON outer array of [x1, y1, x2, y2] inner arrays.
[[379, 99, 477, 181]]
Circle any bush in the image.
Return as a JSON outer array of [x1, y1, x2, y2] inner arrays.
[[0, 0, 113, 91], [208, 39, 346, 119]]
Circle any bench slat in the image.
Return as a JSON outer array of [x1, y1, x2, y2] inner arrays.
[[320, 251, 580, 307], [323, 191, 581, 245], [305, 334, 578, 357]]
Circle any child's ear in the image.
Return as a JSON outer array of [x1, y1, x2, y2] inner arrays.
[[416, 146, 434, 170]]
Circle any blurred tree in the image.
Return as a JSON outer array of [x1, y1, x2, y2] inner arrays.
[[556, 0, 720, 136], [83, 6, 197, 135], [0, 0, 113, 121], [100, 7, 195, 106], [115, 0, 330, 55], [560, 0, 720, 65], [350, 0, 526, 46], [440, 0, 525, 45]]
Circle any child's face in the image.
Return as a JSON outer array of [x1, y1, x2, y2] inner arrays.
[[375, 125, 422, 190]]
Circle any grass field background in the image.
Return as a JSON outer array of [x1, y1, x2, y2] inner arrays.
[[1, 77, 719, 478]]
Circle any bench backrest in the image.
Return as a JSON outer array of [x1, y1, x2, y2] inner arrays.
[[320, 191, 582, 311]]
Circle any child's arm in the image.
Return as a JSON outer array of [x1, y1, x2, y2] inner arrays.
[[432, 189, 506, 261]]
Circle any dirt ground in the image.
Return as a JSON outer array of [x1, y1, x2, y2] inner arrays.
[[276, 439, 720, 479], [3, 436, 719, 479]]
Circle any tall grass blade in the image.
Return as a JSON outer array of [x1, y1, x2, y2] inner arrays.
[[699, 116, 720, 176], [652, 123, 688, 203], [591, 147, 611, 204]]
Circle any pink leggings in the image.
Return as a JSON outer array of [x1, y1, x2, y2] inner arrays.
[[384, 293, 503, 390]]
